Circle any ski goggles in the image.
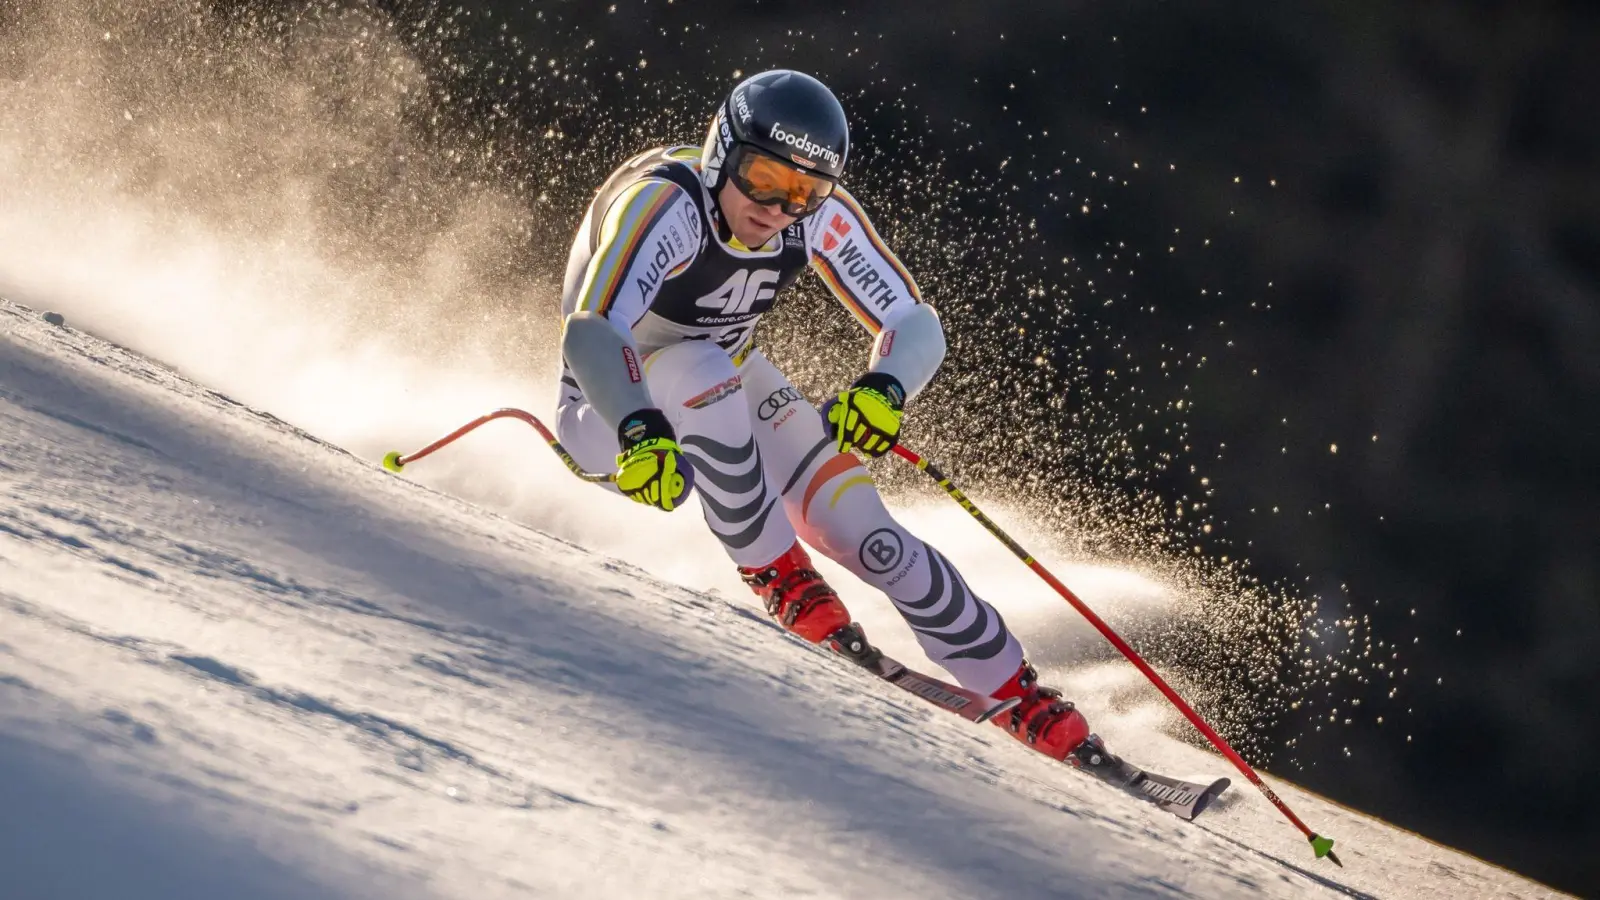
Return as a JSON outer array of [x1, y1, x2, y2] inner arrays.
[[729, 146, 836, 217]]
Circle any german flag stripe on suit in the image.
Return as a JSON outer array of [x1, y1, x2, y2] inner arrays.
[[829, 187, 922, 300], [810, 252, 885, 333], [578, 180, 679, 318]]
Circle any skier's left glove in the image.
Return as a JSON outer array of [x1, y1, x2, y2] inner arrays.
[[822, 372, 906, 457]]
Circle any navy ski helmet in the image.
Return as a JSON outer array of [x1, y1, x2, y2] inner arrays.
[[700, 70, 850, 200]]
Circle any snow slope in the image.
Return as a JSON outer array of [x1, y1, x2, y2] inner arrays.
[[0, 295, 1567, 899]]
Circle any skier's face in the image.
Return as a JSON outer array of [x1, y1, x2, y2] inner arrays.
[[718, 178, 799, 249]]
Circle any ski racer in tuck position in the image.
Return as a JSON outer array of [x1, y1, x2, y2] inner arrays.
[[555, 70, 1089, 761]]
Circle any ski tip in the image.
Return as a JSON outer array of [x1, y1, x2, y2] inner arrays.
[[382, 451, 406, 473], [1309, 833, 1341, 866], [975, 695, 1022, 724]]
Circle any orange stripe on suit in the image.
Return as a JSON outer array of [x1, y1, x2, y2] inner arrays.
[[801, 452, 866, 523]]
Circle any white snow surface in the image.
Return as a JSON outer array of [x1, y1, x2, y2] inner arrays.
[[0, 295, 1568, 899]]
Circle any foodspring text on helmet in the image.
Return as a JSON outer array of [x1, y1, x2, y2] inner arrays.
[[769, 123, 841, 168]]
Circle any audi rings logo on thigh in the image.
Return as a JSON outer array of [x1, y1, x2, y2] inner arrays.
[[858, 528, 904, 574], [757, 386, 804, 421]]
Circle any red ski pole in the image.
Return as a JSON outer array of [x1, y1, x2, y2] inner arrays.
[[380, 409, 1338, 863], [890, 444, 1341, 866], [381, 407, 613, 484]]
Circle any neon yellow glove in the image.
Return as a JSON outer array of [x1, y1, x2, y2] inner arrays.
[[615, 409, 695, 511], [824, 372, 906, 457]]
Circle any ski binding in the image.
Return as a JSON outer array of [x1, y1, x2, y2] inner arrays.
[[1070, 734, 1231, 820]]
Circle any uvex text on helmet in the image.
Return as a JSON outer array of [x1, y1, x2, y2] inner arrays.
[[700, 70, 849, 190]]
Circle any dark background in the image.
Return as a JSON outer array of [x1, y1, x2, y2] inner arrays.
[[154, 0, 1600, 893]]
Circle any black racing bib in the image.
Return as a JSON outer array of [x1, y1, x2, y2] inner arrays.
[[584, 148, 810, 337]]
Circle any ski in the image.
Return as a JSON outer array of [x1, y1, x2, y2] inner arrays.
[[1068, 733, 1231, 821], [823, 624, 1020, 725], [816, 626, 1225, 820]]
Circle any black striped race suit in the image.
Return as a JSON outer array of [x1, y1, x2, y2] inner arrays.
[[555, 145, 1022, 693]]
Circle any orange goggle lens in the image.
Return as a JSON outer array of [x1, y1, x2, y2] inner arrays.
[[732, 150, 835, 216]]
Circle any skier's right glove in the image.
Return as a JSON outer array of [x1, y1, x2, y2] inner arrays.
[[614, 408, 695, 512]]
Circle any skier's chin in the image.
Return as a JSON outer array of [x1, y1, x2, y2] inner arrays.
[[735, 215, 786, 248]]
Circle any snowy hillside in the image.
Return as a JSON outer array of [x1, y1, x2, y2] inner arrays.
[[0, 294, 1568, 899]]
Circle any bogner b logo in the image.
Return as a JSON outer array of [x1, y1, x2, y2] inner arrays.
[[695, 269, 779, 317]]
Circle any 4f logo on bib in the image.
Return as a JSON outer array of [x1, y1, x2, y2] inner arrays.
[[694, 269, 779, 320]]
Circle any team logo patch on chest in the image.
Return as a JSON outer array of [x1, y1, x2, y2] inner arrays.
[[694, 269, 780, 321]]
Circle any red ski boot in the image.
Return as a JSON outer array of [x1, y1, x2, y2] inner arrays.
[[739, 542, 852, 644], [990, 661, 1091, 761]]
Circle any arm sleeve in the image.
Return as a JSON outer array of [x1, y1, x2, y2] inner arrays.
[[808, 188, 946, 401], [807, 187, 923, 333], [564, 178, 701, 431], [573, 178, 701, 327]]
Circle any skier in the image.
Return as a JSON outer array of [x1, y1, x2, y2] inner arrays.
[[554, 70, 1089, 762]]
